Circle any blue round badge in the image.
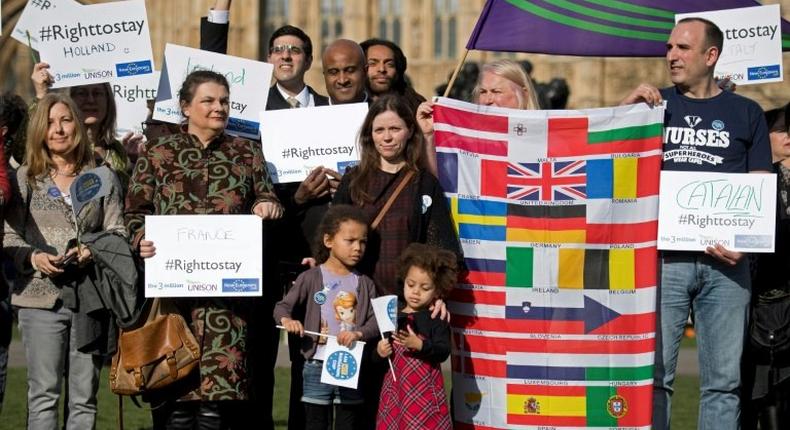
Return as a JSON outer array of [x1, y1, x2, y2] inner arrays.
[[313, 291, 327, 305], [73, 173, 101, 203], [47, 186, 61, 198], [325, 350, 358, 380], [711, 120, 725, 131]]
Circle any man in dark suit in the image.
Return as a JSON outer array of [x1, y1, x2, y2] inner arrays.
[[265, 25, 330, 110], [200, 4, 333, 430]]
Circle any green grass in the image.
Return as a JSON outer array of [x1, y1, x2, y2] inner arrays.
[[2, 328, 701, 428], [671, 373, 701, 428], [1, 366, 292, 430], [680, 333, 697, 349], [1, 366, 701, 429]]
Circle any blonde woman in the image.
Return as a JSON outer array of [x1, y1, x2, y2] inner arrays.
[[417, 59, 541, 175], [3, 93, 126, 429], [31, 62, 133, 188]]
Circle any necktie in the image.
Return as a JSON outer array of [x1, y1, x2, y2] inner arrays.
[[286, 96, 301, 108]]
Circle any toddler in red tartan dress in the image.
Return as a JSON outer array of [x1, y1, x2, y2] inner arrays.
[[375, 244, 457, 429]]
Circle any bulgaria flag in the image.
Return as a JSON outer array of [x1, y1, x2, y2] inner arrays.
[[437, 97, 663, 430]]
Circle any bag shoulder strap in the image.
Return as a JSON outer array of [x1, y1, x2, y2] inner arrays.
[[371, 170, 415, 230]]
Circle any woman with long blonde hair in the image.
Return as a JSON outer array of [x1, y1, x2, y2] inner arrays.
[[3, 93, 126, 429], [417, 59, 541, 175], [31, 62, 132, 188]]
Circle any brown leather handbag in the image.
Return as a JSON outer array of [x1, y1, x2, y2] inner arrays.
[[109, 298, 201, 395]]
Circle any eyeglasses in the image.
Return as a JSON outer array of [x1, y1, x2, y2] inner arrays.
[[271, 44, 304, 55], [71, 88, 107, 99]]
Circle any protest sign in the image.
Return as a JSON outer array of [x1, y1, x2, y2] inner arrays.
[[372, 295, 398, 333], [259, 103, 366, 183], [144, 215, 263, 297], [70, 166, 115, 216], [114, 71, 159, 137], [154, 44, 272, 139], [676, 5, 782, 85], [22, 0, 154, 88], [320, 338, 365, 389], [12, 0, 80, 50], [658, 171, 776, 252]]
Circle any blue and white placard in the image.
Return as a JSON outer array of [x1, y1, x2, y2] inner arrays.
[[320, 338, 365, 389], [154, 44, 272, 139], [259, 103, 366, 183], [144, 215, 263, 297], [372, 295, 398, 334], [19, 0, 154, 88], [676, 5, 783, 86], [658, 171, 776, 253]]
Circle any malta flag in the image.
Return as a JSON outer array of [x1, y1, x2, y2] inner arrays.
[[436, 97, 663, 430]]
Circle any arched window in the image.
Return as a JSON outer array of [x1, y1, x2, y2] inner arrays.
[[321, 0, 345, 52], [262, 0, 290, 52], [378, 0, 403, 45], [433, 0, 459, 59]]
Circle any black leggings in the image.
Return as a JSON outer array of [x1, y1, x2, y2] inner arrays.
[[303, 403, 363, 430], [151, 400, 250, 430]]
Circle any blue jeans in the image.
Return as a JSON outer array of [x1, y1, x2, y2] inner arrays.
[[301, 360, 363, 405], [654, 252, 750, 430], [18, 306, 102, 430]]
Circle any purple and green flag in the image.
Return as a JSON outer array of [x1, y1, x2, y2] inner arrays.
[[467, 0, 790, 56]]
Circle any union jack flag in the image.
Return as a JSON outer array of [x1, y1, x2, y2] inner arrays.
[[507, 160, 586, 201]]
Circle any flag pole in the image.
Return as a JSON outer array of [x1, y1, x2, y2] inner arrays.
[[381, 332, 397, 382], [443, 49, 471, 97]]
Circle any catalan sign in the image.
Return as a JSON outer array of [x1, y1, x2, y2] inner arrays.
[[658, 170, 776, 253], [20, 0, 154, 88], [435, 97, 663, 429], [154, 43, 272, 139], [677, 4, 783, 85]]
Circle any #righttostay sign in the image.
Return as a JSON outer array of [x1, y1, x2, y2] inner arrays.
[[657, 171, 776, 253], [154, 43, 272, 139], [676, 4, 783, 85], [19, 0, 154, 88]]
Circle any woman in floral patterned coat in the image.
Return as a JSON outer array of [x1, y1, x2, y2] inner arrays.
[[124, 70, 283, 429]]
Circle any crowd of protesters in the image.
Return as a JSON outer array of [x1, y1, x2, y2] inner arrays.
[[0, 1, 787, 430]]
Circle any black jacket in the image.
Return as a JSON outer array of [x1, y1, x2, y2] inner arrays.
[[72, 231, 142, 355]]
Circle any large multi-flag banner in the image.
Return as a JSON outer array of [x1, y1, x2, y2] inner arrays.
[[467, 0, 790, 56], [436, 97, 664, 429]]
